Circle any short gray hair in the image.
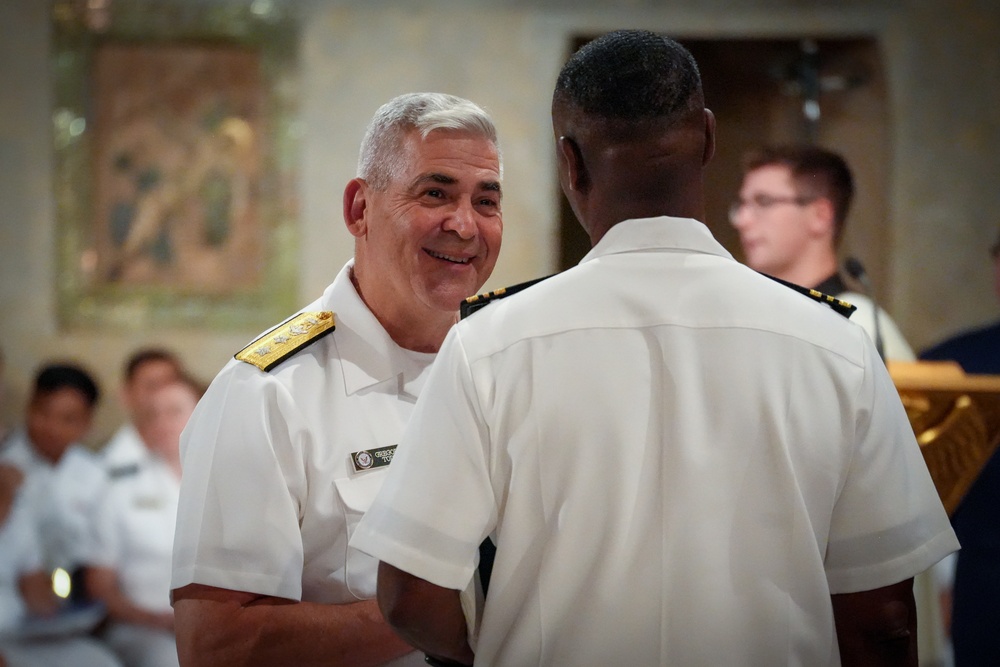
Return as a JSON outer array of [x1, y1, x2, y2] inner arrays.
[[357, 92, 501, 190]]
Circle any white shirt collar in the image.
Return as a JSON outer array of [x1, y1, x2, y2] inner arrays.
[[581, 216, 734, 264], [322, 260, 435, 396]]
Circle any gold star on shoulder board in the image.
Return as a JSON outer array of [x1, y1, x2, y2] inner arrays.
[[235, 311, 336, 372]]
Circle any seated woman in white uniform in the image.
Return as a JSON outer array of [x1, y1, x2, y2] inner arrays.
[[86, 376, 202, 667]]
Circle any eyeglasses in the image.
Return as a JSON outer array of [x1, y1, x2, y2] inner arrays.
[[728, 194, 816, 223]]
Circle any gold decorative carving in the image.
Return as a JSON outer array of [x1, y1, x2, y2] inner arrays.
[[889, 361, 1000, 515]]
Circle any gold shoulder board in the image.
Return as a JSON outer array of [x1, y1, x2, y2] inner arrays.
[[235, 311, 336, 372]]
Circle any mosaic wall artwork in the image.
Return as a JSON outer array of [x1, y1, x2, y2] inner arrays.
[[52, 0, 300, 330]]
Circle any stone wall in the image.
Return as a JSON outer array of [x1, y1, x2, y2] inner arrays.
[[1, 0, 998, 442]]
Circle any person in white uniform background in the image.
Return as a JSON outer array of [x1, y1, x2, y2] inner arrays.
[[0, 464, 47, 630], [170, 92, 504, 666], [0, 363, 107, 589], [100, 348, 185, 472], [1, 467, 122, 667], [87, 374, 202, 667], [0, 364, 121, 667], [350, 30, 958, 666], [729, 144, 915, 361]]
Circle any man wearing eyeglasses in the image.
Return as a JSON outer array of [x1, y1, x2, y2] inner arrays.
[[729, 144, 915, 361]]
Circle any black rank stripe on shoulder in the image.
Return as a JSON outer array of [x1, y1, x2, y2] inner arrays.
[[461, 274, 557, 319], [763, 273, 857, 319], [235, 311, 336, 372]]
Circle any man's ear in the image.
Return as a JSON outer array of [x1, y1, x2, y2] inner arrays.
[[557, 136, 589, 194], [702, 109, 716, 166], [343, 178, 368, 239], [808, 197, 837, 238]]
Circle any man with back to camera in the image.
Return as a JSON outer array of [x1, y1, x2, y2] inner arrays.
[[349, 31, 958, 666], [730, 144, 916, 361], [169, 92, 504, 666]]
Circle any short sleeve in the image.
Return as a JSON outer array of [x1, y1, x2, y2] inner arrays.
[[825, 341, 959, 593], [351, 327, 496, 590], [171, 362, 309, 600]]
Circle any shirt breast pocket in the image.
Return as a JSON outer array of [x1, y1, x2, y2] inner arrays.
[[333, 470, 388, 599]]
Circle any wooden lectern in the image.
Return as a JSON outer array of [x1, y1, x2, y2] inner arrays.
[[889, 360, 1000, 516]]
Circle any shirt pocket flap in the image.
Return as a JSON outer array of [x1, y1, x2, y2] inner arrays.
[[333, 469, 387, 515]]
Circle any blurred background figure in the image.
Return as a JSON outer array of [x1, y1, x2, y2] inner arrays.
[[101, 349, 184, 471], [86, 374, 202, 667], [0, 463, 45, 632], [0, 363, 107, 586], [1, 462, 121, 667], [922, 231, 1000, 372], [0, 365, 121, 667], [729, 144, 915, 361], [920, 230, 1000, 666]]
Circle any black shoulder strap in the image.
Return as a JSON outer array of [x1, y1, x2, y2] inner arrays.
[[762, 273, 857, 319], [460, 274, 557, 319]]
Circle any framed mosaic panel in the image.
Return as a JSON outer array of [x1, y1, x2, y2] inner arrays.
[[52, 0, 300, 330]]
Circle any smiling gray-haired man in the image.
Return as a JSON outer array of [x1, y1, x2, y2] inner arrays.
[[170, 92, 503, 667]]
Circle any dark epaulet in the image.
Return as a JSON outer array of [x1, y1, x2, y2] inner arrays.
[[460, 274, 557, 319], [235, 311, 336, 372], [108, 463, 140, 480], [763, 273, 857, 319]]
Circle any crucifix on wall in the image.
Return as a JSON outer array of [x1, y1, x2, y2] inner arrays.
[[771, 38, 870, 143]]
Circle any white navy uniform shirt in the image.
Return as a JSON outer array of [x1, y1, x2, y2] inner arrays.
[[353, 216, 958, 667], [0, 495, 42, 632], [99, 424, 147, 471], [171, 261, 431, 667], [90, 452, 179, 614], [0, 431, 108, 572]]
